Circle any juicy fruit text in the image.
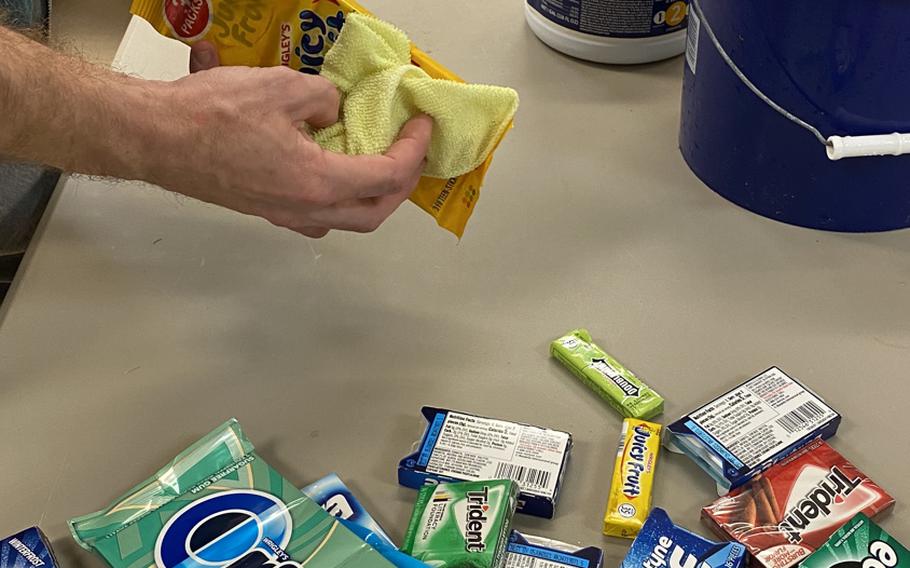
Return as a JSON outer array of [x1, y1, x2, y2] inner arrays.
[[624, 425, 653, 498], [295, 9, 344, 74]]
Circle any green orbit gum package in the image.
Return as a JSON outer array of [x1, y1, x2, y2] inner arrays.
[[69, 419, 395, 568], [800, 514, 907, 568], [402, 480, 519, 568]]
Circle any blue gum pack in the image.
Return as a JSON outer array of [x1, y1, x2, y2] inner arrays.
[[301, 473, 394, 547], [621, 508, 747, 568], [664, 367, 841, 493], [301, 473, 429, 568], [1, 528, 58, 568]]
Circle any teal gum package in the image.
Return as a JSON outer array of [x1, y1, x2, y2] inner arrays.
[[69, 419, 396, 568]]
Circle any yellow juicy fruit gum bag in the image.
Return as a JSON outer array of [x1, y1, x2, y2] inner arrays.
[[130, 0, 509, 238]]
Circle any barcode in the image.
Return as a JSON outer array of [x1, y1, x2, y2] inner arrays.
[[777, 401, 828, 435], [686, 10, 700, 74], [493, 462, 552, 491]]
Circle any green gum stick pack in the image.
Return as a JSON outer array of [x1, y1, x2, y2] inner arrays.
[[800, 513, 908, 568], [402, 480, 519, 568], [69, 419, 395, 568], [550, 329, 664, 420]]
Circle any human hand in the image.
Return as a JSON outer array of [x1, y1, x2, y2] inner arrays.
[[141, 42, 432, 238]]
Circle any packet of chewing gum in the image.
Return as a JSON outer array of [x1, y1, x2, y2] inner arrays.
[[666, 367, 842, 493], [69, 419, 396, 568], [604, 419, 662, 539], [622, 508, 748, 568], [398, 407, 572, 519], [128, 0, 507, 238], [1, 527, 59, 568], [551, 330, 664, 420], [301, 474, 431, 568], [302, 472, 395, 547], [402, 479, 519, 568], [800, 513, 908, 568], [702, 439, 895, 568]]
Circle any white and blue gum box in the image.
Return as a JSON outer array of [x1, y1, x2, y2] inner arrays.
[[398, 407, 573, 519], [664, 367, 841, 493]]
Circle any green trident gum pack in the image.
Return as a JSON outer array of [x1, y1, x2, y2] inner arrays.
[[69, 419, 395, 568], [402, 480, 519, 568]]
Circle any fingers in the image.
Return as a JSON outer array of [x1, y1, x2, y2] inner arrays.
[[298, 227, 331, 239], [283, 73, 341, 129], [385, 114, 434, 172], [308, 188, 414, 233], [262, 114, 432, 237], [262, 214, 330, 238], [318, 114, 433, 201], [267, 189, 408, 236], [189, 41, 220, 73]]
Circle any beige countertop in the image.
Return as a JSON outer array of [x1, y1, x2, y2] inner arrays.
[[50, 0, 131, 64], [2, 3, 908, 566]]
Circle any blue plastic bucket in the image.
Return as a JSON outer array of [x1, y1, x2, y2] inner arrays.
[[679, 0, 910, 232]]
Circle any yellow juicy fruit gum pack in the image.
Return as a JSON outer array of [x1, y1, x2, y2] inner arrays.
[[130, 0, 508, 238], [603, 418, 661, 539]]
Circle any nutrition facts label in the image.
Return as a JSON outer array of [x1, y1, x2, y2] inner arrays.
[[422, 411, 570, 499], [689, 368, 839, 468]]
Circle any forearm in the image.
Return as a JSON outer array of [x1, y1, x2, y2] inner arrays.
[[0, 25, 170, 181], [0, 25, 433, 237]]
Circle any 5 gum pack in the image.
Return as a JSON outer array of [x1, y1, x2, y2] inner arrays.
[[664, 367, 842, 493], [398, 407, 573, 519]]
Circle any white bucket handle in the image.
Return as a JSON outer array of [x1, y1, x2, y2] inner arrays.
[[691, 0, 910, 161]]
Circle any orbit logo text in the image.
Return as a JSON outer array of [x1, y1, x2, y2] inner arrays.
[[155, 490, 298, 568]]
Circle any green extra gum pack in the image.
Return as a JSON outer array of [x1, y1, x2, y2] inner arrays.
[[550, 329, 664, 420], [402, 479, 519, 568], [800, 513, 908, 568], [69, 419, 396, 568]]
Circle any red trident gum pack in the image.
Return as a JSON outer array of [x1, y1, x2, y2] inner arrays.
[[701, 439, 895, 568]]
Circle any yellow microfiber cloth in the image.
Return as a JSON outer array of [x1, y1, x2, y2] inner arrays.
[[314, 13, 520, 180]]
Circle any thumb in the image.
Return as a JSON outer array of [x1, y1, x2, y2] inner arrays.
[[189, 41, 220, 73]]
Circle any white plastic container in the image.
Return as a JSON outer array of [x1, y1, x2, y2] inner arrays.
[[525, 0, 689, 65]]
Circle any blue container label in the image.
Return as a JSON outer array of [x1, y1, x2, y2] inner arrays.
[[527, 0, 688, 39]]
